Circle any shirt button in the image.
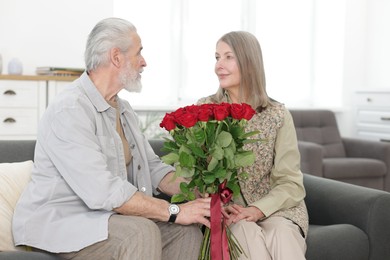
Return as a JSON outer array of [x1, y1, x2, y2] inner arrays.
[[140, 187, 146, 192], [138, 165, 141, 170]]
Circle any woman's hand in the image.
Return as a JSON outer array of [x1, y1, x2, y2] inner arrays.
[[222, 204, 265, 225]]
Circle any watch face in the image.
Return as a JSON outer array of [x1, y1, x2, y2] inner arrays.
[[169, 204, 180, 214]]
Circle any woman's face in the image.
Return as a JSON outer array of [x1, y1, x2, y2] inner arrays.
[[215, 41, 241, 97]]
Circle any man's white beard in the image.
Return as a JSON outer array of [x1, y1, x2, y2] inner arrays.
[[120, 62, 143, 93], [124, 77, 142, 93]]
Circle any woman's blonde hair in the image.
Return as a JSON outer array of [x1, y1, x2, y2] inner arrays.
[[215, 31, 274, 110]]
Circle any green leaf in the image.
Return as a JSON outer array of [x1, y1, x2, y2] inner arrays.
[[188, 144, 207, 158], [171, 194, 186, 203], [194, 178, 205, 194], [230, 125, 244, 139], [234, 151, 256, 167], [240, 130, 261, 139], [210, 144, 224, 160], [187, 192, 196, 201], [162, 139, 179, 153], [224, 148, 234, 160], [161, 152, 179, 165], [176, 165, 195, 178], [205, 122, 217, 145], [203, 172, 216, 184], [179, 151, 196, 168], [217, 131, 233, 148], [207, 156, 218, 171], [173, 132, 187, 144], [206, 186, 217, 194], [179, 182, 189, 194], [193, 127, 206, 144], [214, 167, 227, 179], [179, 145, 192, 155], [227, 182, 241, 197]]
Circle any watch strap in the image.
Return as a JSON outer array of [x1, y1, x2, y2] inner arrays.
[[168, 214, 177, 223]]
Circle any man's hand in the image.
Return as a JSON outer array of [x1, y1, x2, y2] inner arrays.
[[222, 204, 265, 226], [176, 197, 212, 228], [114, 191, 211, 227]]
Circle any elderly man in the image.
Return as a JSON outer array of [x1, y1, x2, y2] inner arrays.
[[12, 18, 210, 260]]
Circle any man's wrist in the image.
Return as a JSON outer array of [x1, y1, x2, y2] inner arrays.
[[168, 204, 180, 223]]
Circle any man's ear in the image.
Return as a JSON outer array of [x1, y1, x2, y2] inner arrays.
[[110, 48, 122, 68]]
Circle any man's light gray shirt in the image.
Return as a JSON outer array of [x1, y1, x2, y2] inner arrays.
[[12, 72, 174, 253]]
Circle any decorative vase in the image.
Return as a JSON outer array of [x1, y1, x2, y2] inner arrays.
[[8, 58, 23, 75]]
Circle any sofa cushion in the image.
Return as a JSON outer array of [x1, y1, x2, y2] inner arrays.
[[306, 224, 369, 260], [0, 161, 33, 251]]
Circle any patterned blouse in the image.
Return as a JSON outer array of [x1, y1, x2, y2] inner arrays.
[[197, 94, 309, 237]]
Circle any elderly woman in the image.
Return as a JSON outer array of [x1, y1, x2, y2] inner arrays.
[[197, 31, 308, 260]]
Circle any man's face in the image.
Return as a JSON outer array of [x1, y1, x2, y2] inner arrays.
[[119, 32, 147, 93]]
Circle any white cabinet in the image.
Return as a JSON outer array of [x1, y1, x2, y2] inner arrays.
[[355, 90, 390, 142], [0, 80, 45, 140], [47, 80, 72, 103], [0, 75, 76, 140]]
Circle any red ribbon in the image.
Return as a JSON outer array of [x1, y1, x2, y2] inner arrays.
[[210, 180, 233, 260]]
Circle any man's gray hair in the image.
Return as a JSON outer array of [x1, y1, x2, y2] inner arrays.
[[85, 17, 137, 72]]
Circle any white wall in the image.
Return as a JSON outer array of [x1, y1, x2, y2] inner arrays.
[[0, 0, 389, 137], [0, 0, 113, 74], [366, 0, 390, 89], [340, 0, 390, 137]]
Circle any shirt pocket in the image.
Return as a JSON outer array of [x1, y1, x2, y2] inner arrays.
[[97, 136, 119, 176]]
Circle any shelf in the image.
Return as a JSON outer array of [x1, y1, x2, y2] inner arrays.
[[0, 74, 78, 82]]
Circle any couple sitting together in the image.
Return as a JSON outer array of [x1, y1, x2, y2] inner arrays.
[[12, 17, 308, 260]]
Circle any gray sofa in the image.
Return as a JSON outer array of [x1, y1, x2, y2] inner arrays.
[[1, 139, 390, 260]]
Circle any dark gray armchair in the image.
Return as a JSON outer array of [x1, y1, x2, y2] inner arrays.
[[290, 109, 390, 192]]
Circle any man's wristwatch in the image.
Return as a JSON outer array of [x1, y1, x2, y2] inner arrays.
[[168, 204, 180, 223]]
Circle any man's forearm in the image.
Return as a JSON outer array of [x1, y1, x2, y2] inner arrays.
[[115, 187, 212, 228], [157, 171, 187, 196], [114, 191, 170, 221]]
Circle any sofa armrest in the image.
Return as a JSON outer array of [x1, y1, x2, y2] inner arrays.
[[298, 141, 324, 177], [303, 174, 390, 260], [342, 137, 390, 163], [343, 137, 390, 191]]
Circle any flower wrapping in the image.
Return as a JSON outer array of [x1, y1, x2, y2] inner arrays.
[[160, 103, 259, 260]]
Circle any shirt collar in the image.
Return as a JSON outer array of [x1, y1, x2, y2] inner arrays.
[[79, 72, 111, 113], [222, 89, 232, 103], [79, 72, 134, 116]]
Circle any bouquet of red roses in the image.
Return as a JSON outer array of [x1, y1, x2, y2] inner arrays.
[[160, 102, 259, 260]]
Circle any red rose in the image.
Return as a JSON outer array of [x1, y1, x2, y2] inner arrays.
[[241, 103, 256, 120], [220, 103, 231, 116], [173, 107, 185, 118], [160, 113, 177, 131], [230, 103, 245, 119], [185, 105, 200, 115], [213, 103, 230, 121], [198, 104, 213, 121], [176, 111, 198, 128]]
